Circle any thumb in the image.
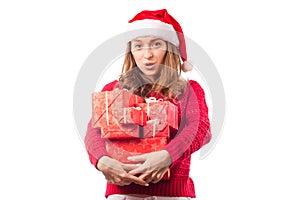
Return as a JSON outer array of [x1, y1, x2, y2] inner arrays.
[[127, 154, 147, 163]]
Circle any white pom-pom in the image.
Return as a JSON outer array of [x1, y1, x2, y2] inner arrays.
[[182, 61, 194, 72]]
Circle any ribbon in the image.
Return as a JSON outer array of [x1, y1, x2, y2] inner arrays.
[[146, 118, 159, 137], [123, 107, 143, 124], [105, 91, 109, 125], [145, 97, 163, 116]]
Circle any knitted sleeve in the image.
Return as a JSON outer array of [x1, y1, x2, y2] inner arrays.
[[163, 80, 211, 162], [84, 80, 118, 168]]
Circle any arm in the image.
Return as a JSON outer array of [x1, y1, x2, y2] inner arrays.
[[84, 119, 109, 167], [163, 80, 211, 162], [84, 80, 119, 167]]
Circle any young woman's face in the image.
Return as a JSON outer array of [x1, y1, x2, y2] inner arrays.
[[130, 36, 167, 81]]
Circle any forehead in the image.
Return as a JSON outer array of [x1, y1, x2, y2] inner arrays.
[[131, 36, 164, 43]]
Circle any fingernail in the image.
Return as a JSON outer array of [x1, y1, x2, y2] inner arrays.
[[127, 157, 133, 160], [145, 183, 149, 186]]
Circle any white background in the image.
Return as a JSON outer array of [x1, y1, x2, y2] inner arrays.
[[1, 0, 299, 199]]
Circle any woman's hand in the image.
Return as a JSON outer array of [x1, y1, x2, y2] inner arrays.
[[97, 156, 149, 186], [127, 150, 172, 183], [139, 166, 170, 183]]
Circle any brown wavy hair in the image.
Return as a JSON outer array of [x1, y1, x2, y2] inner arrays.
[[119, 41, 188, 100]]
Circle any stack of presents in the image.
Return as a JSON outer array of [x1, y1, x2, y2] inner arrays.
[[92, 89, 178, 180]]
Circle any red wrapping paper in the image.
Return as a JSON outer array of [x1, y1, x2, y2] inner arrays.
[[107, 100, 178, 138], [105, 136, 170, 180], [92, 89, 144, 128], [105, 137, 168, 163], [138, 100, 178, 131], [92, 90, 177, 139], [118, 107, 147, 126], [92, 89, 145, 139]]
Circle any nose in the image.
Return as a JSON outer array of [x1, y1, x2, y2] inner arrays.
[[143, 48, 153, 59]]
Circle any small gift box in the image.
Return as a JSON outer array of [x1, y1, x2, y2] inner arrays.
[[138, 97, 178, 131], [117, 107, 147, 126]]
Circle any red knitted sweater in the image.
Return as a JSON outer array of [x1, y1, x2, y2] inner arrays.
[[84, 80, 211, 198]]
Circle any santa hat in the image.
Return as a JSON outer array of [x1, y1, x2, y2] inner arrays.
[[126, 9, 193, 72]]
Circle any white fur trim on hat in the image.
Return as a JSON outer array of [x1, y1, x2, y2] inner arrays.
[[182, 61, 194, 72], [126, 19, 180, 46]]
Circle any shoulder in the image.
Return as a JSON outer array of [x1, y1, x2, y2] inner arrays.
[[177, 80, 205, 103], [101, 80, 119, 92], [185, 80, 205, 96], [188, 80, 204, 91]]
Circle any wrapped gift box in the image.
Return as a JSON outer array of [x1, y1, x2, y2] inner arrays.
[[114, 99, 178, 138], [105, 136, 168, 163], [101, 117, 169, 139], [105, 136, 170, 180], [117, 107, 147, 126], [138, 99, 178, 130], [92, 89, 144, 137], [92, 89, 144, 127]]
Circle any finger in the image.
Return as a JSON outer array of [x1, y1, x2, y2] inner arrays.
[[127, 154, 147, 163], [145, 173, 157, 183], [150, 172, 163, 184], [122, 163, 141, 172], [122, 180, 132, 186], [123, 174, 149, 186], [138, 172, 151, 180], [151, 168, 168, 183], [151, 179, 160, 184], [128, 163, 151, 175], [113, 177, 122, 184]]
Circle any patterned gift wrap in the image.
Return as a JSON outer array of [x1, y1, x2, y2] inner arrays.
[[92, 90, 178, 139], [138, 99, 178, 131], [116, 107, 147, 126], [105, 136, 170, 180], [105, 136, 168, 163], [92, 89, 145, 139]]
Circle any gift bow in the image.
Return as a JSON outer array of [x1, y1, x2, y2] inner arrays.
[[145, 97, 163, 116]]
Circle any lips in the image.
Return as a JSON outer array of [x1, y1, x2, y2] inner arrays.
[[145, 63, 155, 66], [142, 63, 156, 70]]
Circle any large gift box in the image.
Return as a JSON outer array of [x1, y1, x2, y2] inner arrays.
[[105, 136, 171, 180], [92, 89, 145, 139], [105, 137, 168, 163]]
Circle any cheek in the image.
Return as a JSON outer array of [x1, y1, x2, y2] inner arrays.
[[132, 52, 142, 63], [155, 52, 166, 63]]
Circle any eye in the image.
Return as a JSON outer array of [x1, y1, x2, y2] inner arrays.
[[132, 43, 142, 50], [152, 41, 162, 48]]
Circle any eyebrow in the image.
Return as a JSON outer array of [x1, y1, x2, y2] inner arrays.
[[132, 38, 163, 43]]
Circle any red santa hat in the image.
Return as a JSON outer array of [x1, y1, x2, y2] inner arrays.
[[126, 9, 193, 72]]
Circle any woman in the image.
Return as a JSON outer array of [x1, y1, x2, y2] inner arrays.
[[85, 9, 211, 200]]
